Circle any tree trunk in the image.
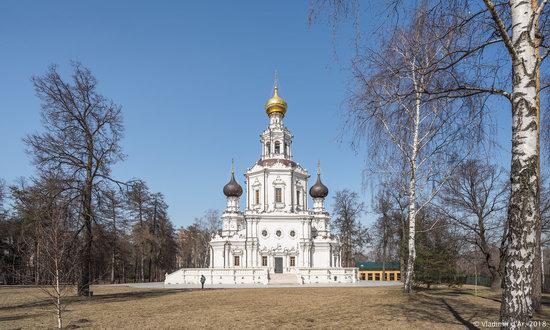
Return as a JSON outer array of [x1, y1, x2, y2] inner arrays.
[[111, 251, 116, 284], [55, 257, 63, 329], [500, 0, 540, 325], [78, 181, 93, 296], [531, 0, 543, 313], [110, 194, 117, 284], [404, 182, 417, 293], [533, 242, 542, 311], [404, 70, 421, 294], [35, 240, 40, 285], [140, 254, 145, 282], [478, 225, 502, 291], [490, 271, 502, 291]]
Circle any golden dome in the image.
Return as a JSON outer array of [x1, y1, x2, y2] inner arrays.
[[265, 85, 287, 117]]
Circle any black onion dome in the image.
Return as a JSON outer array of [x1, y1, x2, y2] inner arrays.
[[309, 174, 329, 198], [223, 172, 243, 197]]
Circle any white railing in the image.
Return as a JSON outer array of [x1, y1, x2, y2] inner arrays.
[[164, 267, 357, 285], [164, 268, 269, 285], [297, 268, 357, 284]]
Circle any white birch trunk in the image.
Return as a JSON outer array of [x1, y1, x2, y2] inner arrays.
[[404, 70, 421, 293], [500, 0, 540, 326], [55, 257, 62, 329]]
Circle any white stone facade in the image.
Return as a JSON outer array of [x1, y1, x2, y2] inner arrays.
[[164, 85, 357, 285]]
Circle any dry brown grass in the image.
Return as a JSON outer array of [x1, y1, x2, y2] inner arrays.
[[0, 284, 549, 329]]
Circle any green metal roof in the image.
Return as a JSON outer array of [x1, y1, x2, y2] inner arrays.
[[356, 262, 400, 270]]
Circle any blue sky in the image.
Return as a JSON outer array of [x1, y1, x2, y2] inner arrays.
[[0, 1, 514, 228]]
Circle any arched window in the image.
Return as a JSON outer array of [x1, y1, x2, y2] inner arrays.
[[266, 142, 271, 156], [255, 190, 260, 205], [274, 141, 280, 154]]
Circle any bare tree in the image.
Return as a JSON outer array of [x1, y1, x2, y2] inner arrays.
[[197, 209, 221, 267], [332, 190, 369, 267], [437, 160, 508, 290], [11, 175, 80, 328], [38, 197, 79, 329], [126, 181, 150, 282], [373, 188, 403, 280], [421, 0, 547, 320], [346, 9, 482, 292], [25, 63, 125, 296], [311, 0, 549, 321], [99, 188, 126, 284], [176, 210, 221, 269]]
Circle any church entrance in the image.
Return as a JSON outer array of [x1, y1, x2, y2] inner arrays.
[[274, 257, 283, 273]]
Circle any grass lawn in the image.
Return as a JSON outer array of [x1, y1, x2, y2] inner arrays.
[[1, 284, 549, 329]]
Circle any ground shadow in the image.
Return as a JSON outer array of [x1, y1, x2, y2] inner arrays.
[[0, 312, 49, 322], [374, 290, 497, 327], [442, 298, 480, 329], [0, 287, 211, 312]]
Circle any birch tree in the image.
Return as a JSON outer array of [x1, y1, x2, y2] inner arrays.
[[311, 0, 549, 322], [428, 1, 547, 322], [347, 10, 482, 292]]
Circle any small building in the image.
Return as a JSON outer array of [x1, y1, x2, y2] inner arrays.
[[356, 262, 401, 281]]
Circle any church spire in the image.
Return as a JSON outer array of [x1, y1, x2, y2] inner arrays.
[[265, 73, 288, 117], [273, 70, 279, 93]]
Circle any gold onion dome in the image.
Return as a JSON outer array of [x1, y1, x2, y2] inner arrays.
[[265, 85, 287, 117]]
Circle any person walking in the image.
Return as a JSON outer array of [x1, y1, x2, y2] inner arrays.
[[200, 275, 206, 290]]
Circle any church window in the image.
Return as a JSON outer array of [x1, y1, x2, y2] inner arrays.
[[296, 191, 300, 206], [234, 256, 240, 267], [290, 256, 295, 267], [274, 141, 280, 154], [276, 230, 282, 237], [275, 188, 282, 203], [255, 190, 260, 205], [262, 256, 268, 266], [262, 229, 268, 237], [290, 230, 295, 237]]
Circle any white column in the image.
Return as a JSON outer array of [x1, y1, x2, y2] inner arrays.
[[228, 247, 232, 268]]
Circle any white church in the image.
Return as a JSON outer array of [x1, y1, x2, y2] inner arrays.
[[165, 82, 357, 285]]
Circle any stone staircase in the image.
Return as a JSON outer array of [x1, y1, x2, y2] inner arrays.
[[268, 273, 300, 285]]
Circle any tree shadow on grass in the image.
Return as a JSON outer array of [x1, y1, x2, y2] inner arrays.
[[0, 312, 49, 322], [0, 288, 207, 312], [375, 291, 494, 328], [441, 298, 480, 329]]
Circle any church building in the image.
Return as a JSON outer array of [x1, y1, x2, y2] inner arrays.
[[165, 82, 357, 285]]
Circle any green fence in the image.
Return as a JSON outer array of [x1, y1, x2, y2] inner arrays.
[[461, 275, 492, 287]]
